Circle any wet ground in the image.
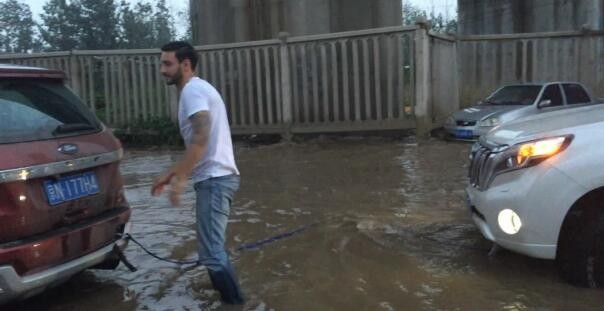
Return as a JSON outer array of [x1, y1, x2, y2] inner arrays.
[[10, 137, 604, 310]]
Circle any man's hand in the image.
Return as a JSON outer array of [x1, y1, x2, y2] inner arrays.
[[151, 171, 187, 207], [151, 171, 173, 196], [150, 111, 209, 207], [168, 174, 187, 206]]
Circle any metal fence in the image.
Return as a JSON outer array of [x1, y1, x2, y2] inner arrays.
[[196, 40, 283, 133], [0, 25, 429, 135], [2, 50, 175, 127], [458, 30, 604, 106], [287, 28, 416, 133], [3, 26, 602, 135]]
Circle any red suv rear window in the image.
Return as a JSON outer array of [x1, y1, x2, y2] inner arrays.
[[0, 78, 101, 144]]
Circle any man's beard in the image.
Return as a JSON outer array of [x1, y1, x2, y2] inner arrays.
[[165, 70, 183, 85]]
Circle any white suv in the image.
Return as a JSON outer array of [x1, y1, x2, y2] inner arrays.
[[466, 103, 604, 287]]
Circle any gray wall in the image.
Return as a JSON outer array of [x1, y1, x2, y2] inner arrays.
[[458, 0, 604, 35], [191, 0, 403, 45]]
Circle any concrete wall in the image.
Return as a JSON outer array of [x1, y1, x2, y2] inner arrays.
[[458, 0, 604, 35], [191, 0, 403, 45]]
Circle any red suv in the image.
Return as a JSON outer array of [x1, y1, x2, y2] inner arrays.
[[0, 64, 131, 303]]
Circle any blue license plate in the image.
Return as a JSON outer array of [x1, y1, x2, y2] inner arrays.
[[43, 172, 100, 206], [455, 129, 473, 138]]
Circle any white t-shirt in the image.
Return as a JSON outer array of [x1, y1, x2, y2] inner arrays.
[[178, 77, 239, 182]]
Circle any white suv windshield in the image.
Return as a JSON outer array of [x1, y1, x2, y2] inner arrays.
[[0, 79, 101, 144]]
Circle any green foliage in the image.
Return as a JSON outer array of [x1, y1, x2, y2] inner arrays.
[[176, 5, 192, 42], [402, 2, 458, 34], [0, 0, 38, 52], [41, 0, 120, 50], [117, 1, 155, 49], [36, 0, 179, 51], [116, 116, 183, 146], [116, 0, 177, 49], [153, 0, 175, 46], [39, 0, 81, 51], [78, 0, 119, 50]]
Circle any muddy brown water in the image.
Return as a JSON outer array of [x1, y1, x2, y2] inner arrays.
[[8, 137, 604, 310]]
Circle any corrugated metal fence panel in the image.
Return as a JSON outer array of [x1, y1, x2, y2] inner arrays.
[[0, 54, 173, 128], [198, 44, 283, 134], [459, 33, 604, 106], [0, 27, 418, 134], [288, 31, 416, 132], [97, 54, 172, 127]]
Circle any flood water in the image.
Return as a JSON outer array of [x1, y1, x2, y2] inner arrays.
[[9, 137, 604, 310]]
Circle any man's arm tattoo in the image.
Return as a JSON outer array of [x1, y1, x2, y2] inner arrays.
[[189, 111, 210, 147]]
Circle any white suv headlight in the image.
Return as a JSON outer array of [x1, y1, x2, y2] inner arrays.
[[500, 135, 573, 171], [479, 117, 500, 127], [445, 116, 455, 125]]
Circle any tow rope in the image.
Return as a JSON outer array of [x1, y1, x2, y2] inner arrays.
[[118, 222, 319, 270]]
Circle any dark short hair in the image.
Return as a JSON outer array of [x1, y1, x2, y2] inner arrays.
[[161, 41, 198, 69]]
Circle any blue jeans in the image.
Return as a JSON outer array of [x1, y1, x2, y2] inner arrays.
[[194, 174, 243, 304]]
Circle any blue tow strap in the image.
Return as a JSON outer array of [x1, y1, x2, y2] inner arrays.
[[236, 222, 320, 251], [125, 222, 321, 267]]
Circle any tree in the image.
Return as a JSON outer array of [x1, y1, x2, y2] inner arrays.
[[402, 2, 458, 34], [0, 0, 37, 53], [153, 0, 175, 46], [78, 0, 119, 50], [176, 6, 192, 42], [40, 0, 179, 51], [428, 12, 458, 34], [39, 0, 80, 51], [117, 1, 156, 49]]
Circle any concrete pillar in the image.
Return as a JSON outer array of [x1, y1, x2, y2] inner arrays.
[[269, 0, 283, 37], [601, 0, 604, 29], [286, 0, 330, 36], [375, 0, 403, 27], [190, 0, 200, 44], [331, 0, 372, 32], [231, 0, 250, 42], [457, 0, 473, 35], [278, 32, 293, 139], [414, 20, 432, 138], [192, 0, 236, 45], [285, 0, 305, 36], [502, 0, 517, 34], [556, 0, 575, 31], [306, 0, 331, 35], [479, 0, 490, 35], [532, 0, 555, 32], [69, 51, 81, 96], [586, 0, 604, 30], [457, 0, 604, 35]]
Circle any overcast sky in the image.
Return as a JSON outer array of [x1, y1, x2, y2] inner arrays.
[[24, 0, 457, 33], [409, 0, 457, 20], [25, 0, 187, 17]]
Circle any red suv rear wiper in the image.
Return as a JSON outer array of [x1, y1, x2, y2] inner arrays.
[[52, 123, 97, 135]]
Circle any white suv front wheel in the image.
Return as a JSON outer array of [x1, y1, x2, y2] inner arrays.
[[556, 192, 604, 287]]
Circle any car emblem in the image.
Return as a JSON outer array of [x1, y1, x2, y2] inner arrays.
[[58, 143, 79, 155]]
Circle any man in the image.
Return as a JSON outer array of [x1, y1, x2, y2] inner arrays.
[[151, 41, 244, 304]]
